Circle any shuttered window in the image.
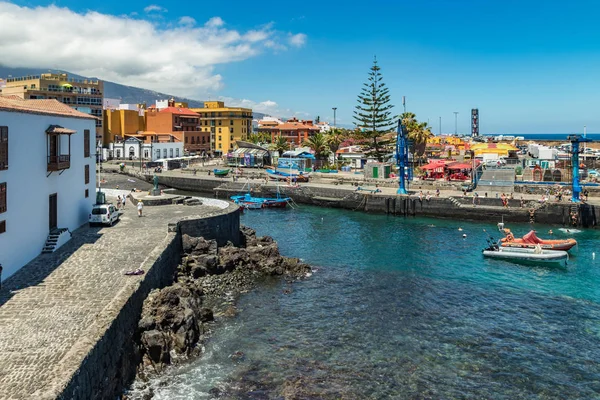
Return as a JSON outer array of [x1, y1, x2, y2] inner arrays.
[[0, 126, 7, 170], [84, 129, 90, 158], [85, 165, 90, 184], [0, 182, 6, 213]]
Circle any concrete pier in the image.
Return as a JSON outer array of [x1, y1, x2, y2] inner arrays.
[[0, 197, 240, 400]]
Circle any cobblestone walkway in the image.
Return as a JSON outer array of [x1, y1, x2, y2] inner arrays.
[[0, 199, 221, 400]]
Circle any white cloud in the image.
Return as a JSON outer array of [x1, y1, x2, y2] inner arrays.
[[0, 2, 307, 99], [205, 16, 224, 28], [179, 16, 195, 26], [288, 33, 307, 47], [144, 4, 166, 13], [219, 97, 303, 119]]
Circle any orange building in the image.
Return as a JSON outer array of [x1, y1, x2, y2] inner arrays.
[[259, 117, 320, 145], [145, 99, 208, 154]]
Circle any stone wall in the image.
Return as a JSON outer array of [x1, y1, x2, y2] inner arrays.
[[57, 204, 240, 400], [177, 209, 242, 247]]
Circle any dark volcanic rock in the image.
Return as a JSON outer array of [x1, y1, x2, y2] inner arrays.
[[137, 283, 206, 371], [135, 225, 312, 378]]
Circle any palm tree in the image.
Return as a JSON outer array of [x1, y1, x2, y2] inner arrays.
[[249, 132, 272, 145], [325, 129, 345, 162], [248, 133, 262, 144], [400, 113, 432, 166], [270, 136, 289, 156], [303, 132, 331, 167]]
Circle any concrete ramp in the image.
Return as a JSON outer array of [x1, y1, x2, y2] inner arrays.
[[477, 166, 516, 191]]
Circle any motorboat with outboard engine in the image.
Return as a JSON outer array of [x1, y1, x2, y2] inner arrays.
[[501, 229, 577, 251], [483, 239, 569, 266]]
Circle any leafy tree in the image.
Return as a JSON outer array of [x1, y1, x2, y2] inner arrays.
[[270, 136, 290, 156], [353, 57, 395, 161], [400, 112, 433, 165], [303, 132, 331, 166], [324, 128, 346, 161], [248, 132, 272, 145]]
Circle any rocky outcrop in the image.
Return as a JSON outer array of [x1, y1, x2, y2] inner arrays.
[[135, 226, 311, 376]]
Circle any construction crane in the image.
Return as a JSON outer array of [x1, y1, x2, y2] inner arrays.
[[567, 134, 592, 202], [396, 119, 411, 194]]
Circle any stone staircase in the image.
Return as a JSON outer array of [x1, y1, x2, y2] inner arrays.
[[42, 228, 71, 254], [448, 197, 462, 208]]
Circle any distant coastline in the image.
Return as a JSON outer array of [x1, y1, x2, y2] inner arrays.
[[483, 133, 600, 141]]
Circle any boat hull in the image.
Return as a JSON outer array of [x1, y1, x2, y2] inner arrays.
[[266, 169, 309, 182], [230, 193, 290, 209], [501, 230, 577, 251], [483, 247, 569, 265], [501, 241, 576, 251], [213, 169, 230, 176]]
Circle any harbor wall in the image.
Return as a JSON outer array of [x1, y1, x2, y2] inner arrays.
[[118, 170, 598, 227], [56, 204, 240, 400]]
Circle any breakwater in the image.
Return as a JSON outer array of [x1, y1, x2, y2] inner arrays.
[[38, 202, 240, 400], [115, 169, 598, 227]]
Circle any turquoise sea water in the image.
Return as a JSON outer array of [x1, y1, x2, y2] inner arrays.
[[130, 206, 600, 399]]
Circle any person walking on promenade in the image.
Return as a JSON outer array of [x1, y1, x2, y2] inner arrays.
[[116, 195, 121, 210], [137, 200, 144, 217], [122, 194, 127, 209]]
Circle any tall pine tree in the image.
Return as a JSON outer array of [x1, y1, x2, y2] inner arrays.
[[353, 57, 395, 161]]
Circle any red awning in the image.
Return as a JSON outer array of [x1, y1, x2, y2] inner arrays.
[[421, 163, 443, 170], [447, 162, 472, 170]]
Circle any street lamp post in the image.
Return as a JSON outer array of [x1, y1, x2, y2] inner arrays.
[[453, 112, 459, 135], [332, 107, 337, 131], [439, 117, 442, 136]]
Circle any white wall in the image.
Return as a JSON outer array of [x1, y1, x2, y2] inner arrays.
[[150, 142, 183, 161], [0, 111, 96, 280]]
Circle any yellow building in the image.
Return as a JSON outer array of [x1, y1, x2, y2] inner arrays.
[[428, 135, 466, 147], [103, 109, 146, 146], [470, 142, 518, 158], [1, 73, 103, 139], [190, 101, 253, 156]]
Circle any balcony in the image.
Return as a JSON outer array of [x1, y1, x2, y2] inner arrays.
[[47, 155, 71, 171]]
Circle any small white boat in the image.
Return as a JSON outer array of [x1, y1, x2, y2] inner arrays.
[[483, 244, 568, 265]]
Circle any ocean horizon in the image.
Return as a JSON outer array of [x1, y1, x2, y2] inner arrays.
[[483, 133, 600, 141]]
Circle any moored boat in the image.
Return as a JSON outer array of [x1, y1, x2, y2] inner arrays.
[[230, 192, 290, 209], [213, 168, 230, 177], [266, 169, 309, 183], [501, 229, 577, 251], [240, 201, 263, 209], [483, 243, 569, 265]]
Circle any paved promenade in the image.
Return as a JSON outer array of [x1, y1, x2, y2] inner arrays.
[[0, 197, 225, 399]]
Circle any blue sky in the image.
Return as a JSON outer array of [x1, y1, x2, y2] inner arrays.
[[2, 0, 600, 133]]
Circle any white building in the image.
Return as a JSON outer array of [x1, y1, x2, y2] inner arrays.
[[317, 121, 332, 133], [0, 97, 96, 280], [527, 143, 557, 160], [103, 98, 121, 109], [109, 138, 183, 161]]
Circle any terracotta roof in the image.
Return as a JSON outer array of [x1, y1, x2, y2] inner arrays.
[[159, 107, 199, 117], [265, 122, 320, 131], [0, 96, 96, 120], [46, 125, 77, 134]]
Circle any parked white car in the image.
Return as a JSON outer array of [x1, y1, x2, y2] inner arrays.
[[89, 203, 120, 227]]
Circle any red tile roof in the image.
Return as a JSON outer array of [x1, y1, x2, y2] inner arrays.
[[159, 107, 199, 117], [0, 97, 96, 120], [265, 122, 320, 131]]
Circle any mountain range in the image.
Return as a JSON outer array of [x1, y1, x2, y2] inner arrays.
[[0, 66, 265, 119]]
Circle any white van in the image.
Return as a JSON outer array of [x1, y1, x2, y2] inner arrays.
[[89, 203, 120, 227]]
